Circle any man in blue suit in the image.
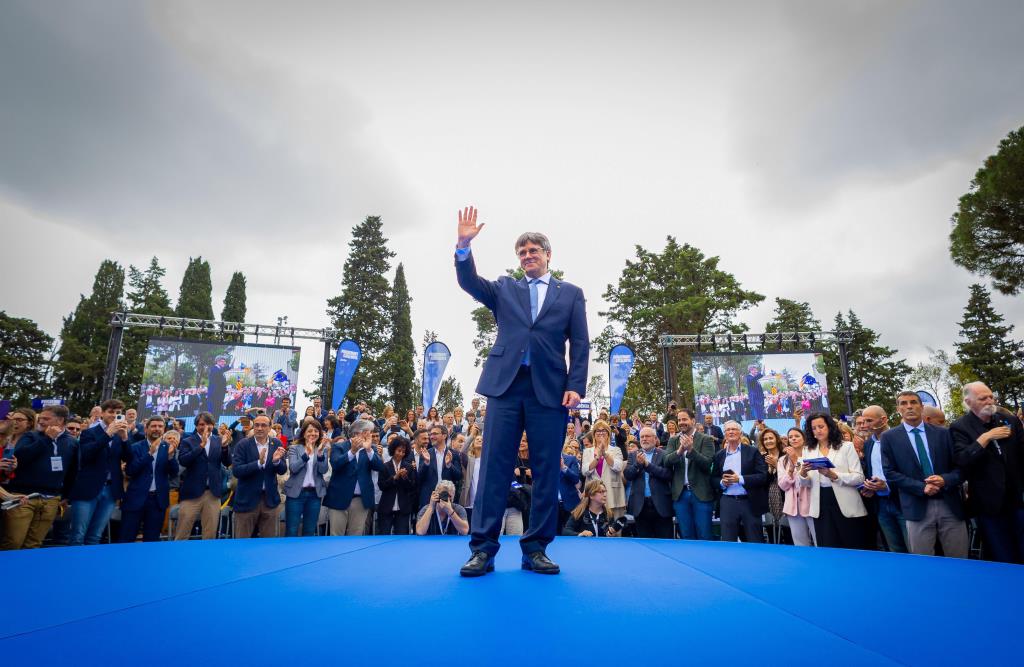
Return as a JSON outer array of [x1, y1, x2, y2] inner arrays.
[[881, 391, 967, 558], [417, 424, 463, 510], [232, 414, 287, 538], [175, 412, 231, 540], [454, 206, 589, 576], [67, 399, 132, 546], [324, 419, 385, 536], [120, 417, 179, 543]]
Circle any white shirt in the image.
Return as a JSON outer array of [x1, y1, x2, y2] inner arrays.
[[255, 437, 270, 469], [148, 441, 160, 492], [468, 457, 482, 509], [302, 448, 318, 488], [347, 448, 377, 495]]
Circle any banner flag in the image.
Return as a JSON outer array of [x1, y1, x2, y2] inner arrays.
[[331, 339, 362, 412], [422, 341, 452, 411], [608, 344, 635, 415]]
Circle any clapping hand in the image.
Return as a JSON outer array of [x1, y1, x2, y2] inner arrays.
[[272, 446, 286, 463], [444, 450, 453, 467], [637, 450, 648, 467], [765, 453, 778, 468], [258, 447, 267, 465], [457, 206, 485, 248]]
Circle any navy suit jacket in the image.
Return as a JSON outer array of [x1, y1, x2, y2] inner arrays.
[[416, 445, 463, 509], [861, 436, 901, 512], [123, 440, 180, 511], [881, 423, 963, 522], [231, 437, 287, 512], [67, 422, 131, 501], [710, 445, 769, 516], [558, 454, 581, 508], [325, 442, 385, 510], [624, 448, 674, 517], [377, 456, 419, 514], [455, 251, 589, 408], [177, 433, 231, 501]]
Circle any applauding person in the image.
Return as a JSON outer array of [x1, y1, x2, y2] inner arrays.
[[325, 419, 385, 536], [663, 409, 716, 540], [777, 428, 816, 546], [582, 420, 626, 518], [120, 417, 179, 543], [232, 415, 288, 538], [377, 436, 418, 535], [283, 421, 330, 537]]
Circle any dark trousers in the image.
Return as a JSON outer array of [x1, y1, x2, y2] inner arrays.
[[634, 498, 674, 539], [815, 487, 868, 549], [377, 508, 411, 535], [119, 494, 165, 543], [976, 507, 1024, 564], [719, 495, 763, 542], [469, 366, 566, 557]]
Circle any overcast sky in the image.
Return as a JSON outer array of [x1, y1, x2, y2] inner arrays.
[[1, 0, 1022, 409]]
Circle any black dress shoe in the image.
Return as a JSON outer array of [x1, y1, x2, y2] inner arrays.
[[460, 551, 495, 577], [521, 551, 560, 574]]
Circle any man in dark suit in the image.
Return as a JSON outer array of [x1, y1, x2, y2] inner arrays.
[[120, 417, 179, 543], [417, 424, 463, 510], [175, 411, 231, 540], [664, 409, 717, 540], [624, 427, 674, 538], [881, 391, 967, 558], [67, 399, 132, 546], [232, 414, 287, 538], [325, 419, 384, 536], [951, 382, 1024, 563], [711, 421, 768, 542], [455, 206, 589, 576], [702, 414, 724, 450], [859, 405, 908, 552]]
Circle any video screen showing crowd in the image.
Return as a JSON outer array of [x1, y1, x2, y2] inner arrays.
[[137, 338, 300, 429], [693, 351, 829, 431]]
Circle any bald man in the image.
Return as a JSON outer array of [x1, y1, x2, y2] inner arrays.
[[923, 406, 946, 427], [859, 405, 908, 553]]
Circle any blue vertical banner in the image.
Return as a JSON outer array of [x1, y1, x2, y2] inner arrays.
[[608, 343, 635, 415], [422, 341, 452, 411], [331, 339, 362, 412]]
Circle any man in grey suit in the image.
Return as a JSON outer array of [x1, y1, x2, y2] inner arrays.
[[663, 409, 717, 540], [624, 427, 674, 538]]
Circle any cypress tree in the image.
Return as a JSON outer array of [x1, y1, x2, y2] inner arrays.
[[176, 257, 215, 321], [220, 271, 247, 342], [384, 263, 416, 412]]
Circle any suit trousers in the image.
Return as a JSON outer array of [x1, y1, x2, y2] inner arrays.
[[787, 514, 817, 546], [719, 495, 763, 543], [469, 365, 566, 557], [377, 508, 411, 535], [175, 490, 221, 540], [1, 497, 59, 550], [234, 493, 279, 538], [635, 497, 674, 539], [329, 496, 370, 536], [119, 493, 165, 542], [976, 507, 1024, 564], [906, 498, 968, 558]]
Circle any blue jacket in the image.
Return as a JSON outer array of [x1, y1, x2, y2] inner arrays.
[[177, 433, 231, 501], [558, 453, 581, 508], [416, 445, 463, 509], [8, 431, 75, 496], [123, 440, 180, 511], [67, 422, 131, 501], [624, 447, 674, 517], [325, 442, 385, 511], [231, 436, 287, 512], [881, 423, 963, 522], [455, 251, 589, 409]]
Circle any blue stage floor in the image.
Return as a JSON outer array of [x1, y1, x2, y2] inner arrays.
[[3, 537, 1019, 665]]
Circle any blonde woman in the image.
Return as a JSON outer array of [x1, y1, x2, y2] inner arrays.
[[559, 439, 582, 529], [562, 480, 622, 537], [459, 435, 484, 524], [581, 420, 626, 519]]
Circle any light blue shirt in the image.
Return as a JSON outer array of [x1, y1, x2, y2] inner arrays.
[[902, 422, 933, 470], [721, 445, 747, 495], [640, 446, 656, 497], [869, 436, 889, 496], [348, 447, 377, 496]]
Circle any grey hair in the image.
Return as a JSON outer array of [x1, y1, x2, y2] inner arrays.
[[434, 480, 456, 497], [514, 232, 551, 253], [639, 426, 658, 439], [962, 382, 985, 400], [722, 420, 742, 431], [350, 419, 375, 436]]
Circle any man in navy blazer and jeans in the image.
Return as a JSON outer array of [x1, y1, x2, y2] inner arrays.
[[120, 417, 179, 543], [454, 206, 589, 576], [882, 391, 967, 558], [175, 412, 231, 540], [67, 399, 132, 546], [232, 414, 287, 538]]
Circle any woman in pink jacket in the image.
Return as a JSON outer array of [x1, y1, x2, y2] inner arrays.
[[777, 427, 816, 546]]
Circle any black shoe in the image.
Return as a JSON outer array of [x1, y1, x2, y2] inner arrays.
[[460, 551, 495, 577], [521, 551, 560, 575]]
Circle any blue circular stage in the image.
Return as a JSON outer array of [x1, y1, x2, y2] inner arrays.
[[4, 537, 1018, 665]]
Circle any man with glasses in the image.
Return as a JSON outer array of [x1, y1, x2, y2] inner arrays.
[[418, 424, 463, 510], [232, 414, 288, 538], [176, 412, 231, 540], [455, 206, 589, 577]]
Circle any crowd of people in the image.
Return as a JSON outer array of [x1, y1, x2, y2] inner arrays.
[[140, 383, 297, 419], [1, 384, 1021, 564]]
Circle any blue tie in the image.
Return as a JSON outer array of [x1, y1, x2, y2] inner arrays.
[[523, 279, 540, 366]]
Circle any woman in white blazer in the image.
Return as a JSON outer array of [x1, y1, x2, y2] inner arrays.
[[800, 412, 868, 549], [581, 420, 626, 518]]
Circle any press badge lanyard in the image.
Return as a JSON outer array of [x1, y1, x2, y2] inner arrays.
[[437, 513, 451, 535]]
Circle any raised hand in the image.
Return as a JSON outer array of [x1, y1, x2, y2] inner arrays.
[[272, 446, 286, 463], [457, 206, 485, 248]]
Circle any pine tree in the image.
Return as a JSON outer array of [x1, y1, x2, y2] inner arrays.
[[53, 260, 125, 414], [0, 311, 54, 403], [325, 216, 395, 411], [821, 310, 911, 415], [955, 284, 1024, 406], [436, 377, 464, 414], [220, 271, 247, 342], [383, 264, 416, 412], [115, 257, 173, 404], [764, 298, 822, 349]]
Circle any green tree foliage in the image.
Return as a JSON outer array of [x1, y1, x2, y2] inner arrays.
[[175, 257, 215, 326], [220, 271, 248, 341], [905, 347, 969, 418], [955, 284, 1024, 407], [325, 216, 395, 412], [0, 311, 54, 404], [53, 260, 125, 414], [470, 267, 564, 367], [950, 126, 1024, 295], [592, 237, 764, 412], [436, 376, 464, 415], [383, 264, 416, 412], [115, 257, 174, 404], [821, 311, 911, 415], [764, 298, 822, 349]]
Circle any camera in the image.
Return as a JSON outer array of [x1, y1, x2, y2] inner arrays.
[[438, 490, 450, 503], [608, 516, 628, 534]]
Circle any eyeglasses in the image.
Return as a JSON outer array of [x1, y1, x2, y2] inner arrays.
[[594, 430, 610, 436], [517, 247, 544, 258], [7, 416, 28, 423]]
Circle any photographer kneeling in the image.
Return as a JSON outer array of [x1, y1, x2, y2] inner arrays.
[[415, 480, 469, 536], [562, 480, 625, 537]]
